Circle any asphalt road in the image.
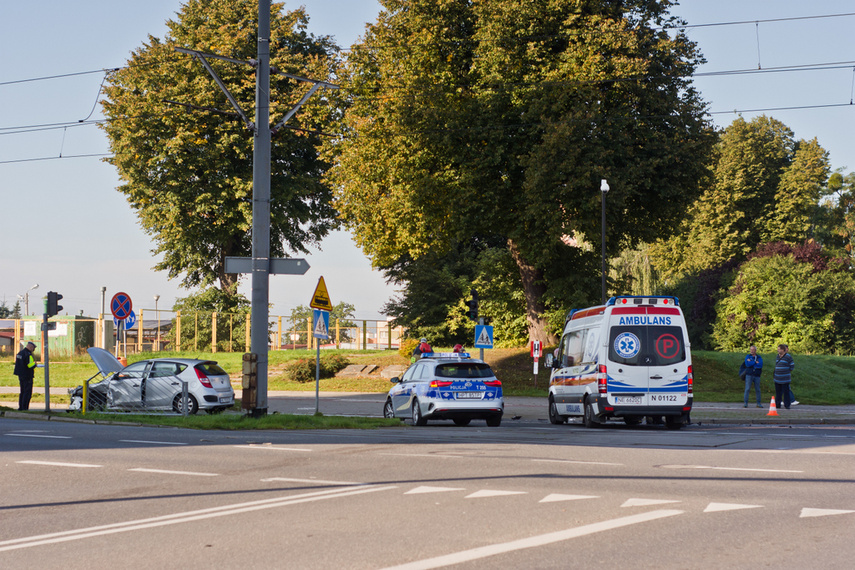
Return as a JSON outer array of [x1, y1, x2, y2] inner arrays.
[[3, 416, 855, 569]]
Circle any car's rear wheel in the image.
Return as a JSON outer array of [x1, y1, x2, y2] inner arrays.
[[486, 415, 501, 427], [173, 394, 199, 415], [383, 399, 396, 419], [548, 397, 565, 425], [411, 399, 427, 426], [453, 418, 471, 426]]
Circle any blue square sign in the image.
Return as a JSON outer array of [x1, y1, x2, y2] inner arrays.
[[474, 325, 494, 349]]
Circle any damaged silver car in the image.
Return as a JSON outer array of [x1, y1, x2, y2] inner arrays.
[[68, 348, 235, 414]]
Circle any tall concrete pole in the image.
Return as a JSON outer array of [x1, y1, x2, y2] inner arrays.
[[250, 0, 271, 415]]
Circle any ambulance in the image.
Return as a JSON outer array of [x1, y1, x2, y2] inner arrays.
[[544, 295, 692, 429]]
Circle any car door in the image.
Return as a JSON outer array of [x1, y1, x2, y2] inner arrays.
[[108, 361, 149, 409], [145, 361, 183, 409], [391, 363, 422, 416]]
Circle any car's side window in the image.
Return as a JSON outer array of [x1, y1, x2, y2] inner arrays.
[[151, 362, 179, 378], [401, 365, 418, 382], [119, 362, 147, 380]]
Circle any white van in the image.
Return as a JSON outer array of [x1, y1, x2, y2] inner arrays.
[[545, 295, 692, 429]]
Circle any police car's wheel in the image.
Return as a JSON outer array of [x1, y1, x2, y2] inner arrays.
[[583, 400, 598, 428], [383, 399, 395, 419], [453, 418, 471, 426], [412, 400, 427, 426], [548, 398, 565, 425]]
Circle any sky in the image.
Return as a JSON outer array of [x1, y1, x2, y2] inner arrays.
[[1, 1, 853, 321]]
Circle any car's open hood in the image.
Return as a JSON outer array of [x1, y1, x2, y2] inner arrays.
[[87, 347, 124, 377]]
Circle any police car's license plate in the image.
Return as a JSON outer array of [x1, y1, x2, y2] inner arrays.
[[456, 392, 483, 399], [615, 396, 642, 405]]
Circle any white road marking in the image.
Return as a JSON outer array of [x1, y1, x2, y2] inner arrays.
[[234, 444, 312, 452], [540, 494, 599, 503], [533, 458, 623, 466], [6, 434, 71, 439], [704, 502, 763, 513], [261, 477, 364, 486], [0, 485, 396, 552], [800, 508, 855, 518], [381, 509, 683, 570], [405, 486, 465, 495], [622, 498, 681, 507], [659, 464, 803, 473], [16, 460, 101, 468], [128, 468, 218, 477], [466, 490, 527, 499], [119, 440, 188, 446]]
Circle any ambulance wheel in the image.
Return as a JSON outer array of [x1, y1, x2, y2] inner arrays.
[[411, 399, 427, 426], [583, 400, 599, 428], [548, 398, 565, 425], [665, 416, 684, 430], [624, 415, 643, 426]]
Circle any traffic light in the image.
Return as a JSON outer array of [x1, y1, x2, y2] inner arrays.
[[46, 291, 63, 317], [467, 288, 479, 321]]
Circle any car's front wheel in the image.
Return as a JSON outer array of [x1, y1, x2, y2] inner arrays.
[[411, 399, 427, 426], [383, 399, 396, 419]]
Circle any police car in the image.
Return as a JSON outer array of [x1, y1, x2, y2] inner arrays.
[[383, 352, 504, 426]]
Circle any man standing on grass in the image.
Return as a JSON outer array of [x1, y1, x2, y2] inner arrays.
[[14, 341, 37, 411], [773, 343, 795, 410]]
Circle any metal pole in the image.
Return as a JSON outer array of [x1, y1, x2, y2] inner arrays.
[[314, 341, 320, 415], [250, 0, 271, 416], [42, 302, 50, 413], [600, 179, 609, 305]]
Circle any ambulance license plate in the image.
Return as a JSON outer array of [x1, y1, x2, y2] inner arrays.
[[615, 396, 642, 405]]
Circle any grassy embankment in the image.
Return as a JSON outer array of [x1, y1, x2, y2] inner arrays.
[[3, 348, 855, 405]]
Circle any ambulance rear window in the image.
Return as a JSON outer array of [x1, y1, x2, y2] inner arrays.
[[608, 326, 686, 366]]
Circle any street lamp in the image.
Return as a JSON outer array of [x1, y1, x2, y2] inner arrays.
[[600, 179, 609, 304], [24, 283, 39, 315], [154, 294, 160, 352]]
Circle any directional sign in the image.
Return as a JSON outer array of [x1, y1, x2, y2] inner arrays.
[[224, 257, 310, 275], [310, 276, 332, 311], [111, 292, 133, 320], [312, 309, 330, 340], [474, 325, 494, 349]]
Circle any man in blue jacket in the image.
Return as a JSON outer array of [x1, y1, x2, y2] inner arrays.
[[774, 343, 795, 410], [743, 345, 763, 408]]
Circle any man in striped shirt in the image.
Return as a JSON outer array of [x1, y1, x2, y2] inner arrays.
[[773, 343, 795, 410]]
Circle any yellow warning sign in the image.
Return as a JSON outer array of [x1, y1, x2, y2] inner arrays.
[[310, 276, 332, 310]]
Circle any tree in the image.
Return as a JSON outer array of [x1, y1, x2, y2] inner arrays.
[[0, 301, 10, 319], [172, 287, 250, 351], [328, 0, 715, 343], [101, 0, 339, 294]]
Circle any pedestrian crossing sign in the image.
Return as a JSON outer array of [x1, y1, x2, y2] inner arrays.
[[313, 309, 330, 340], [474, 325, 494, 349]]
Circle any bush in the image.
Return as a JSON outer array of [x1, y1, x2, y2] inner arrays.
[[399, 338, 418, 360], [284, 353, 350, 383]]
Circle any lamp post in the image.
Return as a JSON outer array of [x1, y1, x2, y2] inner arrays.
[[100, 286, 107, 349], [25, 283, 39, 315], [154, 294, 160, 352], [600, 179, 609, 304]]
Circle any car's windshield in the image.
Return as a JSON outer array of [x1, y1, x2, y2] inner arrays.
[[435, 362, 494, 379]]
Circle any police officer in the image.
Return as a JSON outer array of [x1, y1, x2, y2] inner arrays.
[[14, 341, 37, 411]]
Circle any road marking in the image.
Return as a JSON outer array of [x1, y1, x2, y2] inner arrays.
[[6, 434, 71, 439], [800, 508, 855, 518], [622, 498, 681, 507], [16, 460, 101, 468], [540, 494, 599, 503], [658, 464, 803, 473], [704, 502, 763, 513], [119, 440, 188, 446], [381, 509, 683, 570], [466, 490, 527, 499], [234, 444, 312, 452], [0, 485, 396, 552], [261, 477, 364, 486], [405, 486, 466, 495], [533, 458, 623, 466], [128, 468, 218, 477]]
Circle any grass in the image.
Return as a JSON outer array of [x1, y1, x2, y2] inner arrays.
[[3, 347, 855, 405]]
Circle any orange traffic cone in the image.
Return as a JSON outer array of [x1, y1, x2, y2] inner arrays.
[[767, 397, 778, 416]]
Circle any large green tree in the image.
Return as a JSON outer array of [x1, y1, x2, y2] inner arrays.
[[101, 0, 339, 293], [327, 0, 714, 343]]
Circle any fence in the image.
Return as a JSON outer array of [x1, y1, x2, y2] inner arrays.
[[0, 313, 404, 357]]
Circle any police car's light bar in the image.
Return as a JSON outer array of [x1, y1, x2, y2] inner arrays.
[[421, 352, 471, 359], [606, 295, 680, 307]]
